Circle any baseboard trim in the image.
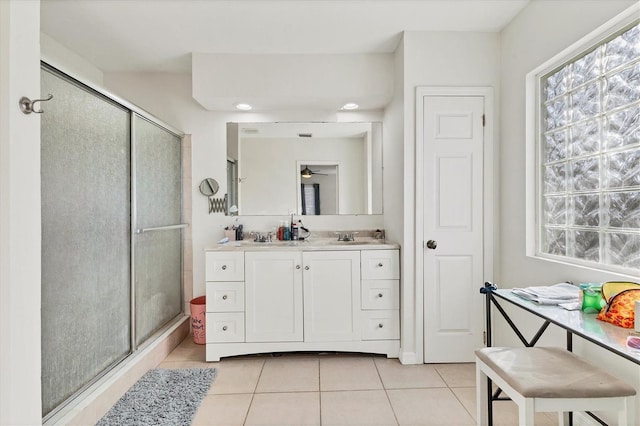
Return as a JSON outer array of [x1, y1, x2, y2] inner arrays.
[[399, 351, 419, 365]]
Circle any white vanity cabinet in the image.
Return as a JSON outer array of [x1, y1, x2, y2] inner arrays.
[[204, 245, 400, 362], [360, 250, 400, 341], [303, 251, 360, 342], [245, 251, 303, 342], [205, 252, 245, 344]]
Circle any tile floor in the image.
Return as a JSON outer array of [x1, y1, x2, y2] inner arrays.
[[159, 337, 559, 425]]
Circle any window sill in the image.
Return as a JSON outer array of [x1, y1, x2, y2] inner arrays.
[[527, 252, 639, 282]]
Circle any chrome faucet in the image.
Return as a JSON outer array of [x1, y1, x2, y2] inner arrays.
[[335, 232, 358, 242], [251, 232, 273, 243]]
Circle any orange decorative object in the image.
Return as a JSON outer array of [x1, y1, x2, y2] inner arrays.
[[597, 288, 640, 328]]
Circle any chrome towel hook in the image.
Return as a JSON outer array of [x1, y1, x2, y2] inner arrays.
[[19, 94, 53, 114]]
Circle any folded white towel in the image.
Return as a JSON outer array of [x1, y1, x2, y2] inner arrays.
[[511, 283, 580, 305]]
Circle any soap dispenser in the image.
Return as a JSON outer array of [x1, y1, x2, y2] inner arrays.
[[277, 221, 285, 240]]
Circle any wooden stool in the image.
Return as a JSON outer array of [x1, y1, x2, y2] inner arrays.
[[475, 347, 636, 425]]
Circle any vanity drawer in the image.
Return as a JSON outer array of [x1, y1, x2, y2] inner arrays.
[[206, 313, 244, 343], [361, 280, 399, 310], [206, 282, 245, 312], [361, 310, 399, 340], [361, 250, 399, 280], [205, 251, 244, 281]]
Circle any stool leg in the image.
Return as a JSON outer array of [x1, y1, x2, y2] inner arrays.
[[618, 397, 633, 426], [518, 398, 535, 426], [557, 411, 567, 426], [476, 362, 489, 426]]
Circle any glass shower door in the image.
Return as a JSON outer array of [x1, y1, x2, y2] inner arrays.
[[41, 67, 131, 417], [133, 115, 183, 345]]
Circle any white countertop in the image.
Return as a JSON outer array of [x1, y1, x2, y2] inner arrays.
[[205, 238, 399, 252]]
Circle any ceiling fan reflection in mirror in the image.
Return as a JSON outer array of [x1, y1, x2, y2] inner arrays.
[[300, 165, 328, 178]]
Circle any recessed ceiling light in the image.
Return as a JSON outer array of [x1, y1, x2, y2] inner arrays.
[[235, 103, 252, 111], [341, 102, 359, 110]]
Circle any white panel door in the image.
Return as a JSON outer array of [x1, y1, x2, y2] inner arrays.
[[245, 251, 303, 342], [422, 95, 485, 363], [303, 251, 360, 342]]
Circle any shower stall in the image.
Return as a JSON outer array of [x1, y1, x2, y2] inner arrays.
[[40, 64, 185, 419]]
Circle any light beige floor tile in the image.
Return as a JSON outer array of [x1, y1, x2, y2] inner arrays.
[[191, 393, 252, 426], [244, 392, 320, 425], [450, 387, 477, 421], [157, 359, 214, 369], [452, 387, 557, 426], [387, 388, 476, 425], [162, 337, 206, 362], [320, 357, 383, 391], [433, 363, 476, 387], [208, 358, 265, 394], [256, 357, 319, 393], [490, 400, 558, 426], [321, 390, 398, 425], [374, 358, 446, 389]]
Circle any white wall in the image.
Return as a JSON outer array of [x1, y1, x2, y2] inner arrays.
[[192, 53, 394, 111], [41, 33, 103, 86], [103, 72, 385, 300], [499, 2, 639, 422], [398, 31, 501, 363], [500, 0, 638, 289], [0, 1, 42, 423]]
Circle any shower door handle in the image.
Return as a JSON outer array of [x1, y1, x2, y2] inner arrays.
[[136, 224, 188, 234]]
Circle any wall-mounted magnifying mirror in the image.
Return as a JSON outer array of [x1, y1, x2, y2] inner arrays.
[[199, 178, 219, 197], [199, 178, 226, 214]]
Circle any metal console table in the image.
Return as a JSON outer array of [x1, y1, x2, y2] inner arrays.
[[480, 282, 640, 426]]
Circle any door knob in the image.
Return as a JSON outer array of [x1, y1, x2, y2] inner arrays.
[[426, 240, 437, 250]]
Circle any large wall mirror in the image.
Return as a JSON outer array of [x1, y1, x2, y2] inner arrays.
[[227, 122, 382, 216]]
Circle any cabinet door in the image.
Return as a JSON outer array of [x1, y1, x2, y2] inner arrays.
[[205, 251, 244, 281], [206, 281, 244, 312], [361, 280, 399, 310], [245, 251, 303, 342], [361, 250, 399, 280], [303, 251, 360, 342], [206, 312, 245, 343], [361, 310, 399, 340]]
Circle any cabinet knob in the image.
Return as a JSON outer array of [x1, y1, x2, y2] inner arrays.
[[378, 323, 384, 328], [222, 326, 228, 331], [222, 295, 228, 300], [305, 266, 310, 270], [296, 265, 301, 269], [221, 265, 227, 270], [378, 262, 383, 267], [378, 293, 383, 298]]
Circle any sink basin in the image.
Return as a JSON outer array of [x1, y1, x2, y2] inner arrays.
[[327, 240, 381, 245], [223, 238, 383, 248], [230, 240, 308, 248]]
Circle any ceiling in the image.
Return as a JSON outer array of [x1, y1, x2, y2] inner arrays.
[[41, 0, 530, 73]]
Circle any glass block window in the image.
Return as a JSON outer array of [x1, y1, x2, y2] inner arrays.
[[539, 22, 640, 271]]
